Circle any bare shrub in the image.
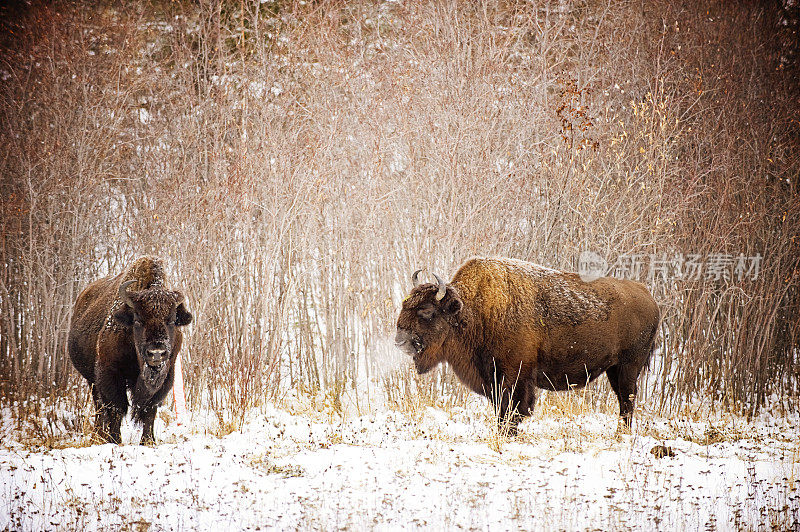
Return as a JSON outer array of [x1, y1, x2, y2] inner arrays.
[[1, 0, 797, 431]]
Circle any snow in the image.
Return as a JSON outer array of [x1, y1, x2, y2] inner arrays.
[[1, 397, 798, 530]]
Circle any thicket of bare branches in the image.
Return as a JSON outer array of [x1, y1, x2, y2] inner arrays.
[[1, 0, 797, 426]]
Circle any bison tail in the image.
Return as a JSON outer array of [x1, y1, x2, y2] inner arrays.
[[643, 315, 661, 370]]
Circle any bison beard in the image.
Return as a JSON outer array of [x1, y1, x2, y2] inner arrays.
[[142, 362, 168, 386], [68, 257, 192, 445], [395, 257, 659, 434], [132, 363, 170, 409]]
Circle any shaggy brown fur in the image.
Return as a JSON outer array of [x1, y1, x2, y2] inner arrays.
[[68, 257, 192, 444], [395, 257, 659, 432]]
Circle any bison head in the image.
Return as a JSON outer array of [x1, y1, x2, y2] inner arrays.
[[395, 269, 463, 374], [113, 280, 193, 389]]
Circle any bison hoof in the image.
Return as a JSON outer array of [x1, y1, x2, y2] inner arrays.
[[90, 432, 108, 445], [496, 420, 520, 439], [94, 432, 121, 445]]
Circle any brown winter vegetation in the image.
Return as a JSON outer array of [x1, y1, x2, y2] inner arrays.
[[0, 0, 798, 431]]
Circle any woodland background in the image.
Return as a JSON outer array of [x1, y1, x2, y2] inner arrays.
[[1, 0, 798, 430]]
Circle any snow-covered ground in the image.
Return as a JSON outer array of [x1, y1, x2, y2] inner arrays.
[[1, 396, 798, 531]]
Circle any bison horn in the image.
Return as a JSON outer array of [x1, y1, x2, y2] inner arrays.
[[119, 280, 136, 307], [432, 272, 447, 301], [412, 269, 423, 288]]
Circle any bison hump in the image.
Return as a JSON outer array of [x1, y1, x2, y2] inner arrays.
[[125, 257, 167, 290]]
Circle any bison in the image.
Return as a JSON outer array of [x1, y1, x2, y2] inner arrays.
[[68, 257, 192, 444], [395, 256, 659, 432]]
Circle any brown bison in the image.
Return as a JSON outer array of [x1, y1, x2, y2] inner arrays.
[[395, 257, 659, 432], [68, 257, 192, 444]]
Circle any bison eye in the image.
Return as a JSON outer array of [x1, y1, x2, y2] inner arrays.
[[417, 307, 435, 320]]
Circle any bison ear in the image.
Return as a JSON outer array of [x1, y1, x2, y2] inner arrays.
[[445, 296, 463, 315], [176, 302, 193, 327], [112, 306, 134, 327]]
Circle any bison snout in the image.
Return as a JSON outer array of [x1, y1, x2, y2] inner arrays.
[[394, 330, 421, 357], [145, 347, 168, 367]]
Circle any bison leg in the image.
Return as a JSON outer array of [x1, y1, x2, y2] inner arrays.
[[517, 380, 537, 417], [606, 364, 638, 429], [88, 385, 122, 444], [98, 405, 124, 444], [496, 391, 520, 436], [138, 406, 158, 445], [90, 385, 102, 435], [496, 381, 536, 436], [95, 369, 128, 444]]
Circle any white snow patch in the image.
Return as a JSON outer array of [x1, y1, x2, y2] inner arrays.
[[1, 400, 797, 530]]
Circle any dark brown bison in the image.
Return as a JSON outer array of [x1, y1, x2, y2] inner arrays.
[[68, 257, 192, 444], [395, 257, 659, 432]]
